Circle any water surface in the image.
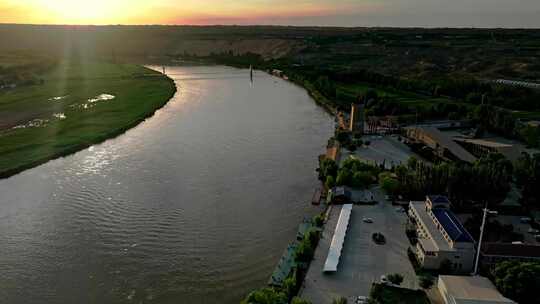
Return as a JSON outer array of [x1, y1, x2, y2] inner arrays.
[[0, 66, 333, 304]]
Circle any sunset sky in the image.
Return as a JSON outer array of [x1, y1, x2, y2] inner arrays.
[[1, 0, 539, 27]]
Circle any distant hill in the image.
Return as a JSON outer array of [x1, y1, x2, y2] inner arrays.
[[1, 24, 540, 80]]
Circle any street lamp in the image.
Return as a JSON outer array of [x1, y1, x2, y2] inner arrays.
[[473, 204, 498, 275]]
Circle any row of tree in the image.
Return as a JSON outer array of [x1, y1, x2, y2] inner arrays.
[[319, 157, 380, 190], [240, 215, 324, 304], [394, 154, 513, 209], [491, 261, 540, 304]]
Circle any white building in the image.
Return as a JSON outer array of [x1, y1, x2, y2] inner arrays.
[[438, 275, 516, 304], [408, 195, 475, 273]]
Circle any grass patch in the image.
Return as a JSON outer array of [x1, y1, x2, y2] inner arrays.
[[0, 60, 176, 178], [370, 283, 430, 304]]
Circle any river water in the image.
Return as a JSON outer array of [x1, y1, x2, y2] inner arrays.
[[0, 66, 333, 304]]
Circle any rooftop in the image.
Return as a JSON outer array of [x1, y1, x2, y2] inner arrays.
[[410, 201, 451, 251], [481, 243, 540, 258], [439, 275, 515, 303], [432, 208, 474, 243], [410, 126, 477, 163], [428, 195, 451, 206], [453, 137, 513, 148]]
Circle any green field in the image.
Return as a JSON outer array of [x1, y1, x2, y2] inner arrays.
[[0, 61, 176, 178]]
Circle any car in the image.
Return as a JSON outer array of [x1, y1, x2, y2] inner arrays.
[[380, 275, 389, 284], [520, 217, 532, 224], [528, 228, 539, 234], [395, 207, 405, 213], [363, 217, 373, 223], [372, 233, 386, 245], [355, 296, 368, 304], [384, 195, 391, 200]]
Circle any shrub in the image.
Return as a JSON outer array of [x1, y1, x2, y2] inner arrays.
[[387, 273, 404, 285], [419, 276, 434, 289]]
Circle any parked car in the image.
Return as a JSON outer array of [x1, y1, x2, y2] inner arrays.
[[380, 275, 389, 284], [520, 217, 532, 224], [355, 296, 368, 304], [363, 217, 373, 223], [395, 207, 405, 213], [372, 233, 386, 245]]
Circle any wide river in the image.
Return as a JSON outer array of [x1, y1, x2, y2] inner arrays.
[[0, 66, 334, 304]]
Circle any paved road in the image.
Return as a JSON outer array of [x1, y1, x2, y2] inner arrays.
[[300, 187, 417, 304]]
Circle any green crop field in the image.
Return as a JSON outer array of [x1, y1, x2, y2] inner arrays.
[[0, 61, 176, 178]]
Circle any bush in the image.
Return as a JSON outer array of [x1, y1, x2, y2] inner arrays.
[[419, 276, 434, 289], [387, 273, 404, 285], [313, 214, 325, 227], [332, 297, 347, 304], [241, 288, 287, 304], [291, 297, 312, 304], [492, 261, 540, 303], [407, 248, 421, 272]]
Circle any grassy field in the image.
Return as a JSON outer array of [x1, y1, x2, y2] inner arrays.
[[0, 61, 176, 178], [336, 82, 476, 114]]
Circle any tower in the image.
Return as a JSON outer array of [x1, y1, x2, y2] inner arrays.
[[349, 98, 365, 135]]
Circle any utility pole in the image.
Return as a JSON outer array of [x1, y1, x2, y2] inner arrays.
[[473, 203, 498, 275]]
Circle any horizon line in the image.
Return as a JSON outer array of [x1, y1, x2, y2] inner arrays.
[[1, 22, 539, 30]]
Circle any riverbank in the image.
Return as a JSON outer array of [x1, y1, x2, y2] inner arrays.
[[0, 61, 176, 178]]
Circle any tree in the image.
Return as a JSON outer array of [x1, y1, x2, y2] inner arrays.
[[325, 175, 336, 189], [241, 288, 287, 304], [387, 273, 404, 285], [419, 276, 434, 289], [351, 171, 373, 188], [379, 173, 400, 195], [332, 297, 347, 304], [291, 297, 312, 304], [319, 159, 338, 181], [336, 169, 351, 186], [492, 261, 540, 303]]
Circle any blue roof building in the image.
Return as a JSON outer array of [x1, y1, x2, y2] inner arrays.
[[408, 196, 476, 273]]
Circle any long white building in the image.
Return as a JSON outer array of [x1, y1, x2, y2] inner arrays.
[[408, 196, 475, 273]]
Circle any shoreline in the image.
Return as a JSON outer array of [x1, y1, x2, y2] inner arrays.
[[0, 65, 177, 179]]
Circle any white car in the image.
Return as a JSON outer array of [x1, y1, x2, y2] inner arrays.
[[380, 275, 389, 284], [355, 296, 368, 304], [363, 217, 373, 223]]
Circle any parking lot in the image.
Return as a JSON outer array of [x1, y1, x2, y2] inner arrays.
[[300, 189, 417, 304], [340, 135, 421, 169]]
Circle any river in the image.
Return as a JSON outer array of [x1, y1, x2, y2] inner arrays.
[[0, 66, 334, 304]]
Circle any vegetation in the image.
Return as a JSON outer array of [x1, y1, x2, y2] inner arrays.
[[394, 154, 513, 209], [290, 297, 311, 304], [369, 284, 430, 304], [332, 297, 347, 304], [0, 60, 175, 178], [491, 261, 540, 304], [242, 220, 322, 304], [318, 156, 381, 190], [386, 274, 404, 286], [418, 276, 434, 290], [241, 288, 287, 304]]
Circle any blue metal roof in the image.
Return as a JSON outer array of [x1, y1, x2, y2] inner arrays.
[[432, 208, 474, 243], [428, 195, 451, 205]]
